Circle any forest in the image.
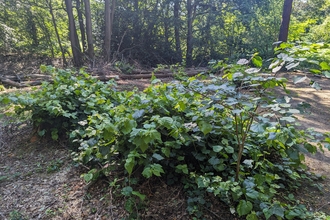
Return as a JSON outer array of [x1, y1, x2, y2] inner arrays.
[[1, 0, 330, 220], [0, 0, 329, 67]]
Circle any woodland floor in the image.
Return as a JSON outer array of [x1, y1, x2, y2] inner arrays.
[[0, 59, 330, 219]]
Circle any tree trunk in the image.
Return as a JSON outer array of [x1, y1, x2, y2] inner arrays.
[[65, 0, 83, 67], [186, 0, 193, 67], [76, 0, 87, 53], [84, 0, 94, 64], [46, 0, 67, 66], [174, 0, 182, 62], [26, 8, 39, 47], [104, 0, 116, 62], [278, 0, 293, 42], [163, 3, 170, 50]]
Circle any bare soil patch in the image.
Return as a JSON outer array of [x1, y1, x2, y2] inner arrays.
[[0, 67, 330, 219]]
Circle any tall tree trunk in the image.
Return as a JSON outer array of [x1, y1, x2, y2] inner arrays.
[[65, 0, 83, 67], [46, 0, 67, 66], [163, 3, 170, 50], [104, 0, 116, 62], [186, 0, 193, 67], [84, 0, 94, 64], [36, 14, 55, 58], [76, 0, 86, 53], [278, 0, 293, 42], [174, 0, 182, 62], [133, 0, 140, 47], [26, 8, 39, 48]]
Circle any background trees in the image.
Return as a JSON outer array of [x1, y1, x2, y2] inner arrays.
[[0, 0, 328, 67]]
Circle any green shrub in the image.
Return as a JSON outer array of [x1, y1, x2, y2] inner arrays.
[[1, 62, 329, 219]]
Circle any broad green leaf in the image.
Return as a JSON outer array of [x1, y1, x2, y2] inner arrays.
[[176, 164, 189, 174], [225, 146, 234, 154], [121, 186, 133, 196], [252, 56, 263, 67], [243, 159, 254, 168], [152, 153, 164, 161], [38, 129, 46, 136], [246, 212, 259, 220], [208, 157, 220, 166], [139, 142, 149, 153], [269, 203, 284, 218], [99, 146, 110, 156], [293, 76, 307, 84], [1, 97, 10, 104], [280, 117, 295, 123], [324, 71, 330, 78], [288, 109, 300, 114], [310, 69, 322, 74], [132, 109, 145, 119], [158, 117, 174, 129], [198, 121, 213, 135], [142, 167, 152, 178], [320, 61, 330, 70], [124, 157, 135, 175], [237, 59, 249, 65], [196, 176, 210, 188], [285, 62, 299, 70], [285, 210, 301, 220], [83, 173, 93, 182], [311, 82, 321, 90], [132, 191, 146, 200], [246, 189, 259, 199], [161, 147, 171, 157], [250, 123, 265, 133], [212, 145, 223, 153], [245, 68, 260, 74], [121, 119, 137, 135], [237, 200, 253, 216]]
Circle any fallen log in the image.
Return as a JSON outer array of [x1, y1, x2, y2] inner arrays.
[[119, 68, 209, 80], [0, 76, 50, 87]]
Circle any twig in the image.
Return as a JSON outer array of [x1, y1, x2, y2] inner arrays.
[[316, 201, 330, 212], [0, 211, 7, 220]]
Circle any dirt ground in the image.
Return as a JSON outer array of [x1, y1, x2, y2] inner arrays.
[[0, 68, 330, 219]]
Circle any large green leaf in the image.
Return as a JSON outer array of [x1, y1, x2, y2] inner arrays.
[[320, 61, 330, 70], [237, 200, 253, 216], [198, 121, 213, 135], [252, 56, 263, 67]]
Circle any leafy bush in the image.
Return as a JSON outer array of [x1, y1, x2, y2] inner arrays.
[[270, 41, 330, 80], [1, 62, 329, 219]]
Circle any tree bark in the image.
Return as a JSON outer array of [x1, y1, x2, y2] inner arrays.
[[186, 0, 193, 67], [84, 0, 94, 64], [46, 0, 67, 66], [76, 0, 87, 53], [278, 0, 293, 42], [65, 0, 83, 67], [174, 0, 182, 62], [104, 0, 116, 62]]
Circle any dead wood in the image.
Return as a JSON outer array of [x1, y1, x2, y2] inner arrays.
[[0, 67, 209, 87]]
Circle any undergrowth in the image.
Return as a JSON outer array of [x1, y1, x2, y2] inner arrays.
[[1, 53, 330, 219]]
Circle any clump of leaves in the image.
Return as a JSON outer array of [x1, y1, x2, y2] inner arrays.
[[1, 65, 118, 141], [269, 41, 330, 90], [1, 62, 328, 219]]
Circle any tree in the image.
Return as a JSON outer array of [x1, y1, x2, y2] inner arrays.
[[84, 0, 94, 64], [65, 0, 83, 67], [186, 0, 194, 67], [278, 0, 293, 42], [174, 0, 182, 62], [76, 0, 86, 53], [104, 0, 116, 62], [46, 0, 67, 65]]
